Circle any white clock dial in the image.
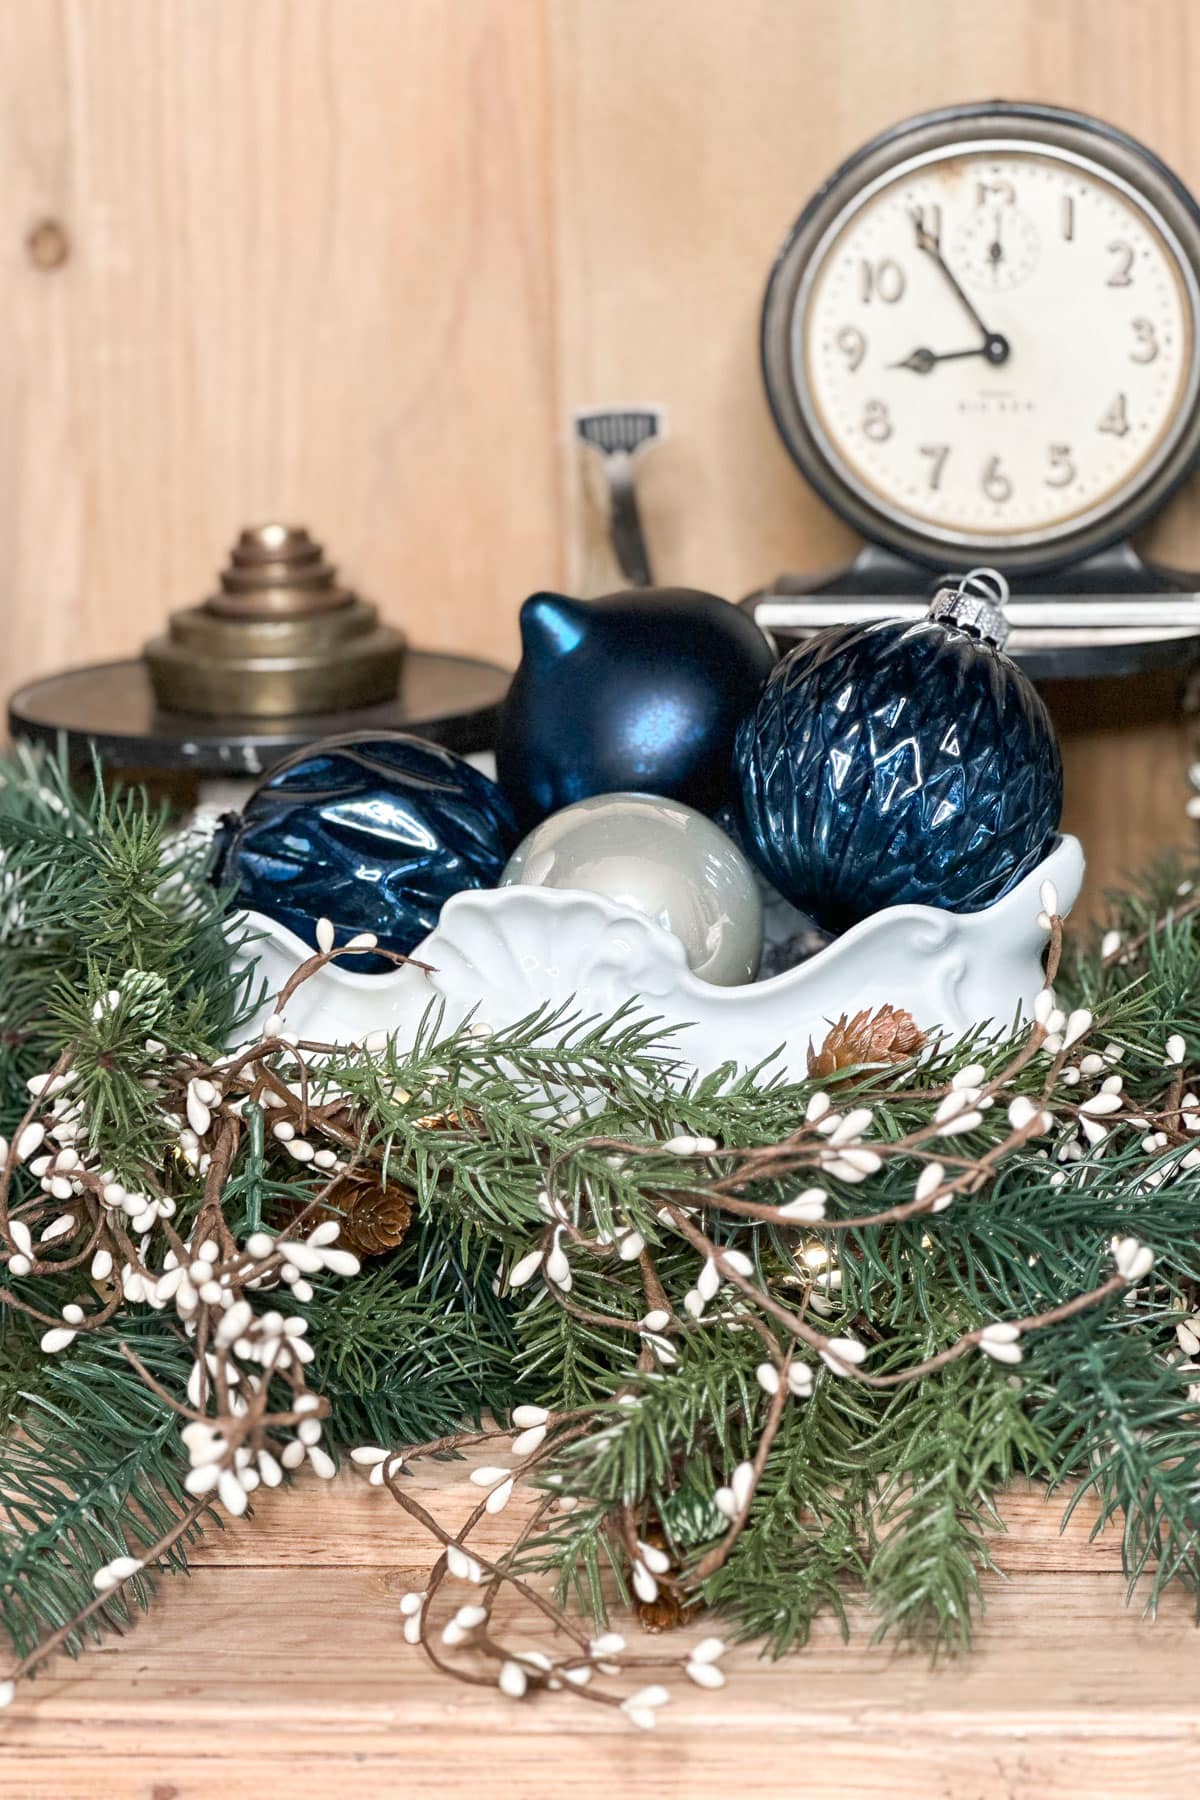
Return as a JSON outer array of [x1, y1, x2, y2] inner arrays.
[[794, 141, 1199, 549]]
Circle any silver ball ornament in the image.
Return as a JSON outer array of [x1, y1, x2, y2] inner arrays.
[[500, 792, 763, 986]]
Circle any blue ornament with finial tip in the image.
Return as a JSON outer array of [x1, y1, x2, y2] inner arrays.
[[733, 570, 1063, 932], [212, 732, 518, 970], [495, 587, 776, 828]]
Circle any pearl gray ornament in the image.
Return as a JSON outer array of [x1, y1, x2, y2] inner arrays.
[[501, 792, 763, 986]]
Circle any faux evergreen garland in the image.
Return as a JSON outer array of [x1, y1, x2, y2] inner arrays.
[[2, 745, 1200, 1723]]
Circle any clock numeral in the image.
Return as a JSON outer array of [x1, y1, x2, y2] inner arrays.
[[1098, 392, 1130, 437], [1106, 240, 1135, 287], [910, 202, 942, 241], [859, 258, 906, 304], [976, 178, 1015, 207], [1061, 196, 1075, 242], [981, 456, 1012, 504], [1130, 317, 1159, 363], [918, 443, 949, 491], [1045, 443, 1076, 488], [835, 325, 867, 371], [862, 398, 893, 442]]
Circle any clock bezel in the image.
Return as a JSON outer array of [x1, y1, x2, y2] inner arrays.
[[761, 102, 1200, 573]]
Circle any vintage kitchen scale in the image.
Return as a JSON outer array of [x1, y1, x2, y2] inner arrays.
[[747, 100, 1200, 687]]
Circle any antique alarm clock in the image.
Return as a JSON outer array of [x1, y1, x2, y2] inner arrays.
[[756, 102, 1200, 670]]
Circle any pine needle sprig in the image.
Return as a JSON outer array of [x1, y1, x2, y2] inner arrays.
[[1031, 1314, 1200, 1615], [301, 1231, 521, 1447], [0, 1328, 203, 1664]]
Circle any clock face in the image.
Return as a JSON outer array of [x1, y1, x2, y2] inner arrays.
[[763, 111, 1200, 568]]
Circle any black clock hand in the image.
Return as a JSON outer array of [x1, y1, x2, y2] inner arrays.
[[911, 211, 1010, 365], [890, 344, 994, 374], [987, 210, 1004, 274]]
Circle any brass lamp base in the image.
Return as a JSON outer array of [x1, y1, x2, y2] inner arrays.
[[144, 524, 406, 718]]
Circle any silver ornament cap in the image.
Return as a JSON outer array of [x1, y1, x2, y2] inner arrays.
[[501, 792, 763, 986], [927, 566, 1011, 650]]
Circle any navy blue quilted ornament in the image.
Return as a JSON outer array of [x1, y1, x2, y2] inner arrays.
[[213, 733, 517, 968], [496, 588, 776, 827], [733, 571, 1062, 932]]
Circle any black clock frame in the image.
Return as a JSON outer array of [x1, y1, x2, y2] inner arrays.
[[761, 101, 1200, 574]]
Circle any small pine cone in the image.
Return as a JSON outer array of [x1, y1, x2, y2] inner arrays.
[[331, 1177, 414, 1257], [807, 1005, 925, 1079]]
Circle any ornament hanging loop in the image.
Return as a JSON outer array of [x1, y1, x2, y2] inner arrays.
[[928, 566, 1011, 650]]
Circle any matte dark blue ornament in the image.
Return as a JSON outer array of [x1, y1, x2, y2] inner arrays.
[[213, 733, 517, 969], [733, 580, 1063, 932], [495, 588, 776, 827]]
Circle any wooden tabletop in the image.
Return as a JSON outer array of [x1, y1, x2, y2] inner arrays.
[[3, 1449, 1197, 1800]]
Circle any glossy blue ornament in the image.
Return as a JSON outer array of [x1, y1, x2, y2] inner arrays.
[[496, 588, 776, 827], [214, 733, 517, 969], [733, 584, 1062, 932]]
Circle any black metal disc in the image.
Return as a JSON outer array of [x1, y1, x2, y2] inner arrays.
[[8, 652, 510, 779]]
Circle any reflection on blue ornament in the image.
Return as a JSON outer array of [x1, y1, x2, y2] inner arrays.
[[214, 734, 517, 968], [496, 588, 776, 827], [733, 618, 1063, 931]]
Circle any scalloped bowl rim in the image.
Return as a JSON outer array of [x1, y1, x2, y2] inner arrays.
[[231, 832, 1084, 1005]]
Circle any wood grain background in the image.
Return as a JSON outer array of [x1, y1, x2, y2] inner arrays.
[[7, 1460, 1200, 1800], [2, 0, 1198, 891]]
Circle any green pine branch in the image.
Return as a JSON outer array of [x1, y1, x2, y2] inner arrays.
[[4, 743, 1200, 1680], [0, 1329, 204, 1664]]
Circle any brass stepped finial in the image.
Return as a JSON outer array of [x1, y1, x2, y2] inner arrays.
[[144, 524, 405, 718]]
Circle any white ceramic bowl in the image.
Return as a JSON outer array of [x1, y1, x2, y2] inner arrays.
[[231, 835, 1084, 1081]]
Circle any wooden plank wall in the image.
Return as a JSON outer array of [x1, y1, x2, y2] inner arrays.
[[1, 0, 1197, 898]]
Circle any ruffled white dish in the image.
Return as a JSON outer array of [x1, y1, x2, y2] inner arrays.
[[231, 835, 1084, 1081]]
